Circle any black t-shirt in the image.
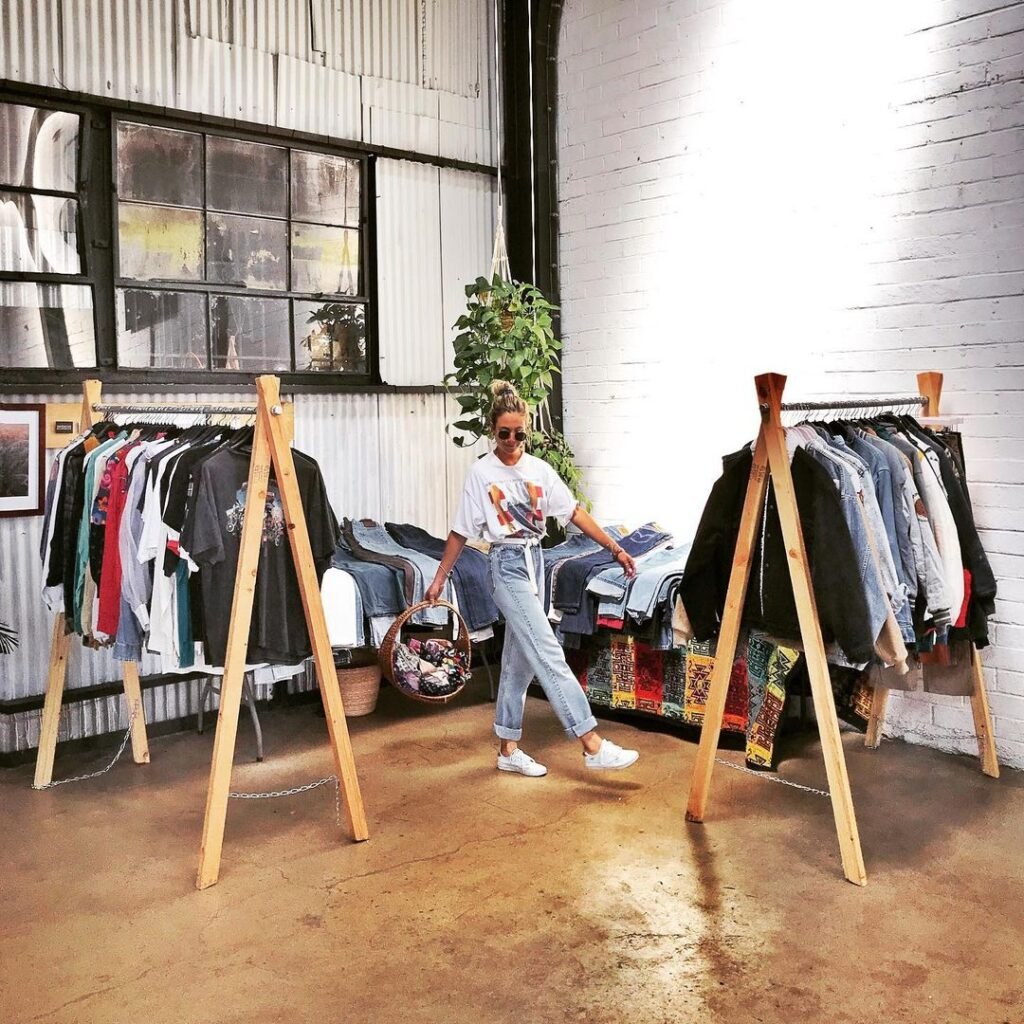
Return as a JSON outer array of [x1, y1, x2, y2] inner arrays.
[[186, 446, 339, 665]]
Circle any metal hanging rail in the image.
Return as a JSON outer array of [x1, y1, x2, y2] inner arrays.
[[776, 395, 927, 413], [91, 403, 282, 416]]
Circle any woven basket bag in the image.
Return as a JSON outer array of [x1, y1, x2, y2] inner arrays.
[[378, 599, 472, 705]]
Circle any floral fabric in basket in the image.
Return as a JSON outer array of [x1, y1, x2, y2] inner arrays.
[[393, 637, 471, 697]]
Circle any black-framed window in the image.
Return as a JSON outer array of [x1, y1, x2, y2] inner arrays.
[[0, 92, 376, 388], [0, 100, 98, 371]]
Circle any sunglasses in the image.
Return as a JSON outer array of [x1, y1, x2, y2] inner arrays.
[[497, 428, 527, 442]]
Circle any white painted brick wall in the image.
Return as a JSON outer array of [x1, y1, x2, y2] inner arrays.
[[557, 0, 1024, 768]]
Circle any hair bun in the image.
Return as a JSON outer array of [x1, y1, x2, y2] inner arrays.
[[490, 379, 517, 399]]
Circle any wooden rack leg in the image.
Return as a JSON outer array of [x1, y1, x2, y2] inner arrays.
[[758, 373, 866, 886], [257, 375, 369, 843], [686, 431, 769, 823], [33, 613, 72, 789], [970, 647, 1000, 778], [865, 685, 889, 749], [917, 371, 999, 779], [121, 660, 150, 764], [196, 414, 274, 890]]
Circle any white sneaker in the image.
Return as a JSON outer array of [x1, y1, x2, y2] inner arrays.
[[496, 748, 548, 777], [584, 739, 639, 771]]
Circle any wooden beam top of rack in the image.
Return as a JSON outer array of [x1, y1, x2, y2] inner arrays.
[[755, 372, 788, 420], [917, 371, 943, 417]]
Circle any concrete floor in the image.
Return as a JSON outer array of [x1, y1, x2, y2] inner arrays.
[[2, 679, 1022, 1024]]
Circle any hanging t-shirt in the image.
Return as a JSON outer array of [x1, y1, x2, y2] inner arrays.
[[452, 451, 577, 543], [185, 446, 339, 665]]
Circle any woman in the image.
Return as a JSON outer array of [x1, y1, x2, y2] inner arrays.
[[425, 380, 640, 777]]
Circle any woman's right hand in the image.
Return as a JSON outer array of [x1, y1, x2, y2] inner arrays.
[[425, 576, 445, 604]]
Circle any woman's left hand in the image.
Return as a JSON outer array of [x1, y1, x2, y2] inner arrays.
[[616, 549, 637, 578]]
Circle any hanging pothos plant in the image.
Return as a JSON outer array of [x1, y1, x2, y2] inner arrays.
[[443, 275, 590, 509]]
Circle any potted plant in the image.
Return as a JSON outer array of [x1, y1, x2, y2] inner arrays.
[[444, 275, 590, 509], [301, 302, 366, 372]]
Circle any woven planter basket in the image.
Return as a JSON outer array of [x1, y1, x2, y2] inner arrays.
[[336, 663, 382, 717], [379, 599, 472, 705]]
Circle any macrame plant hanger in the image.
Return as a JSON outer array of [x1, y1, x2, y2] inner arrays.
[[486, 0, 554, 436], [489, 0, 511, 285]]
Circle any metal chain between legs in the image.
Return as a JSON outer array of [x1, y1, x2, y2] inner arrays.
[[33, 701, 138, 790], [714, 757, 830, 797], [713, 719, 991, 799], [229, 775, 342, 826]]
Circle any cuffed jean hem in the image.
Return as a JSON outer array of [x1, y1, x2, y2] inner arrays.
[[494, 714, 597, 741], [570, 714, 599, 738]]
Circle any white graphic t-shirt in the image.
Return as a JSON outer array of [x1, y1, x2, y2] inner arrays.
[[452, 451, 578, 543]]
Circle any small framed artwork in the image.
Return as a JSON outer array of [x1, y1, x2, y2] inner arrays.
[[0, 403, 46, 518]]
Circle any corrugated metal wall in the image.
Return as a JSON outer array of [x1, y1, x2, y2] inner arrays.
[[439, 168, 496, 376], [0, 0, 500, 751], [1, 0, 62, 88], [3, 0, 495, 164], [276, 55, 363, 140], [61, 0, 177, 106], [175, 34, 278, 123], [377, 159, 497, 386], [377, 158, 445, 386], [310, 0, 420, 85]]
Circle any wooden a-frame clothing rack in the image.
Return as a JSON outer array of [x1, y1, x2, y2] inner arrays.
[[34, 376, 368, 889], [33, 379, 287, 789], [34, 379, 151, 789], [684, 371, 999, 886]]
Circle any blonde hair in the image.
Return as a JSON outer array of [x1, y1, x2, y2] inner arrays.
[[488, 379, 529, 431]]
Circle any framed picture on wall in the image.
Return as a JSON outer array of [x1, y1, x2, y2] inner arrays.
[[0, 404, 46, 518]]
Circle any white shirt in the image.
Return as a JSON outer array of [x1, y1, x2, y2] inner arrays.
[[321, 568, 361, 648], [452, 451, 577, 543]]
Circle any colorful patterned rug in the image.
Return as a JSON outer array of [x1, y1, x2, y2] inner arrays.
[[567, 630, 800, 769]]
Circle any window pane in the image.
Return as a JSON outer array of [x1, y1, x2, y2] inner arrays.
[[0, 191, 80, 274], [291, 150, 360, 227], [0, 102, 78, 192], [118, 203, 203, 281], [207, 213, 287, 290], [0, 282, 95, 368], [116, 289, 207, 369], [207, 137, 287, 217], [291, 223, 359, 295], [117, 123, 202, 208], [294, 301, 366, 374], [210, 295, 291, 371]]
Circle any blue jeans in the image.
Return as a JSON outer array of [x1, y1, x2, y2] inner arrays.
[[331, 541, 405, 616], [348, 520, 449, 626], [386, 522, 499, 631], [490, 544, 598, 742]]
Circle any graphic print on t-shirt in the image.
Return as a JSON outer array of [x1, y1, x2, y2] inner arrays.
[[225, 482, 285, 546], [487, 480, 546, 538]]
